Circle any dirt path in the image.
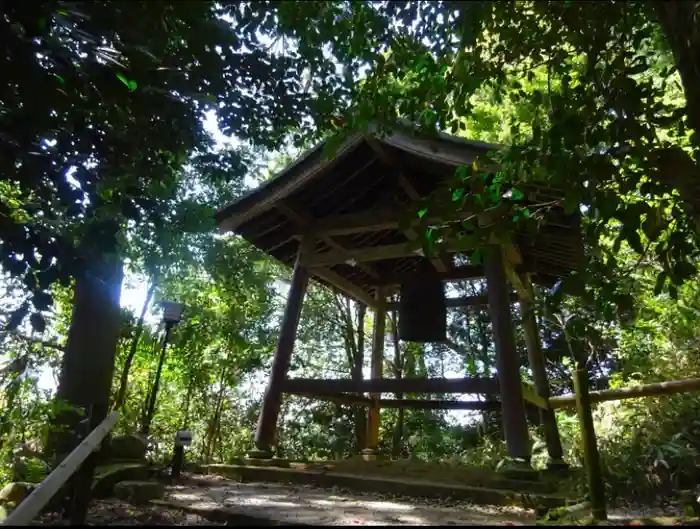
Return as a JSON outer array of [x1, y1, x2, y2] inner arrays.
[[162, 474, 536, 525], [29, 472, 687, 526]]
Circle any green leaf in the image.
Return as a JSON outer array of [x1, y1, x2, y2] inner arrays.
[[511, 188, 524, 201], [116, 72, 129, 88]]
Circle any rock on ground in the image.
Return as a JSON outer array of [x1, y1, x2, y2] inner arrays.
[[114, 481, 165, 505]]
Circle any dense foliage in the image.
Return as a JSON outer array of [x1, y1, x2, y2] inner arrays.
[[2, 0, 700, 512]]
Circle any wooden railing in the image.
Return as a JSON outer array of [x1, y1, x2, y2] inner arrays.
[[1, 411, 119, 526]]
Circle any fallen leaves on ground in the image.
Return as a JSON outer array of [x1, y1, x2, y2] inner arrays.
[[29, 498, 226, 526]]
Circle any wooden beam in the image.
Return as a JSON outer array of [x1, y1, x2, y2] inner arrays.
[[521, 383, 549, 410], [485, 245, 531, 460], [307, 238, 481, 267], [520, 272, 566, 467], [306, 208, 476, 238], [549, 377, 700, 410], [364, 135, 450, 273], [292, 392, 372, 407], [312, 267, 377, 308], [277, 201, 381, 281], [254, 250, 309, 454], [376, 263, 534, 289], [367, 288, 387, 451], [573, 366, 607, 520], [377, 399, 501, 411], [386, 293, 518, 311], [281, 376, 500, 395]]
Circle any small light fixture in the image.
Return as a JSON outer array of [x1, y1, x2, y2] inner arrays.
[[161, 300, 185, 326]]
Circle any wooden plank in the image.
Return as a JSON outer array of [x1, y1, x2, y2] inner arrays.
[[386, 293, 518, 311], [548, 377, 700, 410], [281, 376, 500, 395], [377, 399, 501, 411]]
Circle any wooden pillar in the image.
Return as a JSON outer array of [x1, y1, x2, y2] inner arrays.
[[252, 253, 309, 456], [364, 288, 386, 457], [484, 246, 531, 463], [519, 273, 567, 470], [573, 366, 607, 520]]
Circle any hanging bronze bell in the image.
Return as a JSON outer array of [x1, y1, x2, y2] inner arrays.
[[398, 259, 447, 343]]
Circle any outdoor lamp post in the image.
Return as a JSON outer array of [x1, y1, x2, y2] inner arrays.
[[141, 301, 185, 437], [171, 428, 193, 479]]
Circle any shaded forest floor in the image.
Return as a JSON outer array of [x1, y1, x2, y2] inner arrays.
[[30, 471, 690, 526]]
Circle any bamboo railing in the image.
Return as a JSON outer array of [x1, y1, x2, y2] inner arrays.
[[1, 411, 119, 526]]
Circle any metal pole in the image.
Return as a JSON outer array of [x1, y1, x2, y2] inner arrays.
[[142, 324, 172, 437], [171, 444, 184, 479]]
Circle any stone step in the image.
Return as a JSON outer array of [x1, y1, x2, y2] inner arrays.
[[206, 464, 581, 510]]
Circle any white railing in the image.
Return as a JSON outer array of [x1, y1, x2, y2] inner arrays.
[[2, 411, 119, 526]]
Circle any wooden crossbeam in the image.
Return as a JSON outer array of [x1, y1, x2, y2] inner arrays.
[[291, 392, 372, 407], [374, 264, 529, 288], [281, 376, 500, 395], [549, 377, 700, 410], [304, 208, 476, 238], [277, 201, 381, 282], [377, 399, 500, 411], [385, 293, 518, 311], [288, 392, 500, 411], [312, 267, 377, 309], [307, 238, 479, 268], [521, 383, 549, 409]]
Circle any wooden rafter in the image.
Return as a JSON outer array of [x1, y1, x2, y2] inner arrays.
[[364, 135, 450, 273], [276, 200, 381, 283]]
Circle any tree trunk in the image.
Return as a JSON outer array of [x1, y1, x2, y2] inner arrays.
[[46, 230, 124, 524], [182, 376, 194, 429], [113, 280, 157, 411], [205, 365, 227, 463], [654, 2, 700, 144]]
